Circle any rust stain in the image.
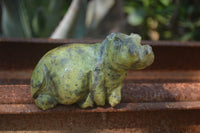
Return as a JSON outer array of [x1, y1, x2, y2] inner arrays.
[[1, 101, 200, 114], [2, 82, 200, 105]]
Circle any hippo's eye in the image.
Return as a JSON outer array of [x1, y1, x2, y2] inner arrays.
[[115, 37, 122, 44], [114, 37, 122, 50], [129, 47, 137, 56]]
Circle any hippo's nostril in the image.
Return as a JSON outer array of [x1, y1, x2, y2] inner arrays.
[[144, 50, 149, 55], [143, 45, 152, 55]]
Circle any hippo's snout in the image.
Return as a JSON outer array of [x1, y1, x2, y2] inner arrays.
[[131, 44, 154, 70], [143, 45, 153, 55]]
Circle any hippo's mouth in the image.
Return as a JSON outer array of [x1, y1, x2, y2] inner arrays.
[[131, 54, 154, 70]]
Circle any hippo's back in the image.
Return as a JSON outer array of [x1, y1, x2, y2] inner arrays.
[[31, 43, 101, 99]]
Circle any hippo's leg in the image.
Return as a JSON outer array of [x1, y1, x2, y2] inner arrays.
[[35, 94, 58, 110], [91, 69, 106, 106], [79, 93, 94, 108], [108, 84, 122, 107]]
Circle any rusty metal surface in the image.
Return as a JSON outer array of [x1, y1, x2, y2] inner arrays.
[[1, 38, 200, 113], [1, 38, 200, 132], [0, 110, 200, 132], [1, 102, 200, 114], [1, 82, 200, 114], [1, 82, 200, 104]]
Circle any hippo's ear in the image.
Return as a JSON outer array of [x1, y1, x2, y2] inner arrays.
[[106, 33, 116, 41], [130, 33, 142, 44]]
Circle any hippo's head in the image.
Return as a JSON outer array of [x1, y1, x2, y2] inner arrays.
[[104, 33, 154, 70]]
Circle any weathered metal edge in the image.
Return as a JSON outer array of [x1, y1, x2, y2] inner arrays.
[[1, 101, 200, 114], [0, 37, 200, 47]]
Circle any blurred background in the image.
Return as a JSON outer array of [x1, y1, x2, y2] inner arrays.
[[0, 0, 200, 41]]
